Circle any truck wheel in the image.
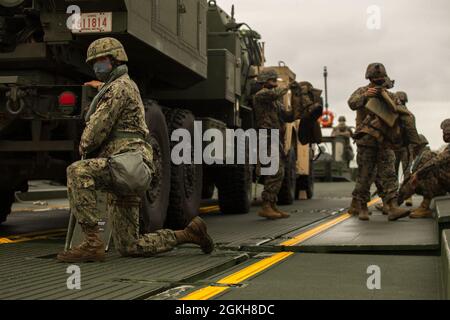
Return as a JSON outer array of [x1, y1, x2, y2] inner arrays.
[[0, 190, 15, 225], [277, 147, 297, 205], [140, 102, 170, 233], [217, 164, 252, 214], [164, 109, 203, 229]]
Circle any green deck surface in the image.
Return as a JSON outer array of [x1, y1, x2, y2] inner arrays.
[[0, 183, 447, 300], [206, 253, 442, 300]]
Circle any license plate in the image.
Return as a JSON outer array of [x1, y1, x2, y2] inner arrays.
[[72, 12, 112, 33]]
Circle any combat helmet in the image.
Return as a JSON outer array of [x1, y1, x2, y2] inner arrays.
[[298, 81, 313, 94], [338, 116, 346, 122], [86, 37, 128, 64], [258, 70, 278, 83], [396, 91, 408, 104], [365, 63, 387, 79], [441, 119, 450, 133]]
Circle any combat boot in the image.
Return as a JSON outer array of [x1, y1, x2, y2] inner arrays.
[[271, 204, 290, 218], [57, 224, 105, 263], [258, 202, 282, 220], [410, 198, 433, 219], [348, 198, 359, 216], [387, 199, 411, 221], [375, 200, 388, 215], [175, 217, 214, 254], [358, 201, 370, 221]]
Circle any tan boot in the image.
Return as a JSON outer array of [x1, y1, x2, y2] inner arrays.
[[174, 217, 214, 254], [258, 202, 282, 220], [375, 200, 388, 215], [349, 198, 359, 216], [271, 204, 290, 218], [57, 224, 105, 263], [410, 198, 433, 219], [358, 202, 370, 221], [405, 197, 413, 207], [387, 199, 411, 221]]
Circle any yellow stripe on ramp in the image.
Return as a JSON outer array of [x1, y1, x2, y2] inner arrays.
[[181, 198, 381, 300]]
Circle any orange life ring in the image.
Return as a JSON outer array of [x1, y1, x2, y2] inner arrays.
[[320, 110, 334, 128]]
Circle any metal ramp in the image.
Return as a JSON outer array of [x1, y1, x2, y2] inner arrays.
[[0, 241, 249, 300], [1, 185, 449, 300], [274, 212, 440, 253]]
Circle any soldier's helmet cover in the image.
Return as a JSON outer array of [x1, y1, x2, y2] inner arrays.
[[86, 37, 129, 64], [258, 70, 278, 83], [298, 81, 314, 94], [441, 119, 450, 134], [338, 116, 346, 122], [396, 91, 409, 103], [365, 63, 388, 79]]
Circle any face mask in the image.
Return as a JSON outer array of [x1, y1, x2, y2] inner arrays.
[[93, 60, 112, 81], [372, 79, 385, 86], [444, 133, 450, 143]]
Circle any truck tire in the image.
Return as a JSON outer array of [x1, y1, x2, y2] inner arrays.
[[164, 109, 203, 229], [217, 164, 252, 214], [139, 102, 170, 233], [0, 190, 15, 225], [277, 147, 297, 205]]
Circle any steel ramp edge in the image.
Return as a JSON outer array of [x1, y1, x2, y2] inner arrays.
[[264, 212, 440, 254], [434, 197, 450, 236]]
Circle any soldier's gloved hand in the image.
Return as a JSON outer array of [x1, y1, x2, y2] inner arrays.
[[365, 87, 379, 98]]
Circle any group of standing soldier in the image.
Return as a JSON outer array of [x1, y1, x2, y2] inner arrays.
[[346, 63, 449, 221]]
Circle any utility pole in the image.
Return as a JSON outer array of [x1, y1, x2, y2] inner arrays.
[[323, 66, 329, 111]]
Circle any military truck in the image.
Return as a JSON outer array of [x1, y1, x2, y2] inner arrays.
[[0, 0, 314, 228], [314, 133, 354, 182]]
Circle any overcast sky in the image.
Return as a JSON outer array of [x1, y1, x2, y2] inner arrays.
[[218, 0, 450, 149]]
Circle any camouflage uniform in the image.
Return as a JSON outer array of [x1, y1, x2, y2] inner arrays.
[[349, 84, 401, 205], [394, 92, 414, 182], [331, 117, 354, 163], [414, 119, 450, 197], [65, 38, 180, 257], [398, 121, 450, 219], [68, 71, 178, 256], [331, 122, 353, 139], [253, 86, 289, 203], [394, 147, 413, 181], [58, 37, 213, 263], [412, 147, 441, 199]]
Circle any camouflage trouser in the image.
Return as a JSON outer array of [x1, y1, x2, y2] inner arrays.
[[395, 148, 412, 182], [353, 144, 398, 204], [416, 171, 447, 199], [261, 152, 285, 203], [67, 158, 177, 257]]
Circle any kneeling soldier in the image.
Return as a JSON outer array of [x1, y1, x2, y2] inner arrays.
[[57, 38, 213, 263]]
